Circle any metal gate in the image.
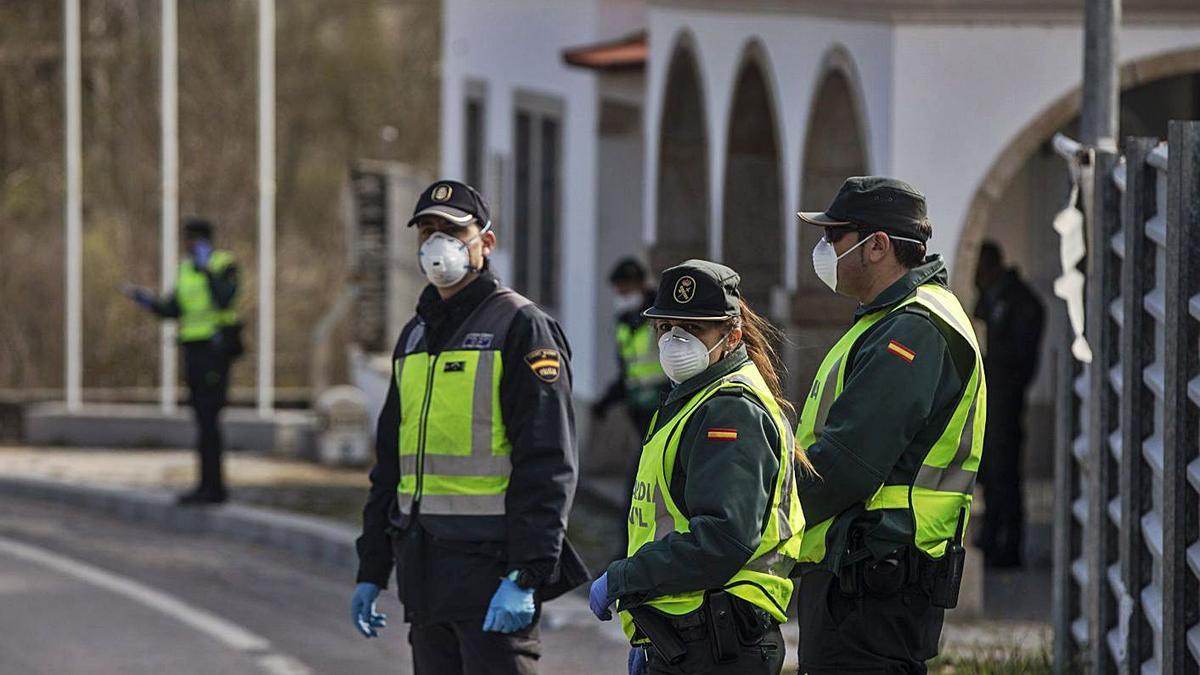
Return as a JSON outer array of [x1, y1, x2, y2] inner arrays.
[[1052, 120, 1200, 674]]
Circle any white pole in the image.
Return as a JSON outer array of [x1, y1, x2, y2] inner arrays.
[[64, 0, 82, 412], [160, 0, 179, 414], [256, 0, 275, 416]]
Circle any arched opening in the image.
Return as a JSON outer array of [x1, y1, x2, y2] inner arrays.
[[788, 57, 870, 397], [721, 50, 784, 314], [652, 39, 708, 272], [956, 49, 1200, 578]]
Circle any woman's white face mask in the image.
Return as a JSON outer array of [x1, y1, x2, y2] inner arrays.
[[657, 326, 727, 384], [419, 232, 478, 288]]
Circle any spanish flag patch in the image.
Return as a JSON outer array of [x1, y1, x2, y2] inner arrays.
[[706, 428, 738, 441], [886, 340, 917, 363]]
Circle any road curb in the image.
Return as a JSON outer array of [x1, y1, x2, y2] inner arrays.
[[0, 476, 359, 573]]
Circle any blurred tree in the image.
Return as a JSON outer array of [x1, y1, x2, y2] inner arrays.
[[0, 0, 440, 397]]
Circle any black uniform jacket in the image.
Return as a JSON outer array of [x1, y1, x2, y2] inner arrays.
[[605, 346, 782, 608], [355, 271, 588, 622]]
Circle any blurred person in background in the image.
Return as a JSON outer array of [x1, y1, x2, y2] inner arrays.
[[124, 217, 243, 505], [973, 240, 1044, 569], [593, 257, 673, 564], [588, 260, 806, 675], [592, 257, 672, 438], [351, 180, 588, 675]]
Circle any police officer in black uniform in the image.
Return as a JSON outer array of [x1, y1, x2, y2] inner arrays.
[[126, 217, 242, 505], [973, 240, 1044, 568], [351, 180, 588, 675]]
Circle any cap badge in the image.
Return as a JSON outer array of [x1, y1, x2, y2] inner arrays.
[[674, 276, 696, 304], [432, 184, 453, 202]]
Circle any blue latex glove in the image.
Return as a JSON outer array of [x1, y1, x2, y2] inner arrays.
[[589, 572, 613, 621], [628, 646, 647, 675], [192, 240, 213, 268], [350, 582, 387, 638], [482, 577, 536, 633]]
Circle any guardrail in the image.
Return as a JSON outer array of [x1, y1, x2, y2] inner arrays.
[[1051, 120, 1199, 674]]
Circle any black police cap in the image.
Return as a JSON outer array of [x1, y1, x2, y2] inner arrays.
[[183, 217, 213, 239], [609, 257, 648, 285], [644, 259, 741, 321], [407, 180, 492, 230], [798, 176, 929, 241]]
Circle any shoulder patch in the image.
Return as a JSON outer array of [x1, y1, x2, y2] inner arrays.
[[525, 348, 561, 383], [706, 428, 738, 442], [886, 339, 917, 363]]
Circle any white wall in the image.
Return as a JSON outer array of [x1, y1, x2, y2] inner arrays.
[[644, 6, 1200, 290], [644, 7, 893, 290], [891, 23, 1200, 278], [442, 0, 646, 398]]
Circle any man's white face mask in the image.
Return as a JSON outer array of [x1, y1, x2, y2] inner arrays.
[[419, 232, 479, 288], [811, 232, 925, 293]]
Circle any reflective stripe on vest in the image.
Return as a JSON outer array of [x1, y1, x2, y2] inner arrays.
[[176, 251, 238, 342], [795, 284, 986, 562], [616, 323, 667, 390], [619, 362, 804, 640], [394, 289, 530, 518]]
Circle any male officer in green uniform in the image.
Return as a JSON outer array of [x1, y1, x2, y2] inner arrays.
[[793, 177, 986, 673], [351, 180, 587, 675], [126, 217, 241, 505]]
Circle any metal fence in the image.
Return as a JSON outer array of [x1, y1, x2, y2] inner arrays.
[[1052, 120, 1200, 674]]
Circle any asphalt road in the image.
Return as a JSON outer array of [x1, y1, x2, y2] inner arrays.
[[0, 495, 629, 675]]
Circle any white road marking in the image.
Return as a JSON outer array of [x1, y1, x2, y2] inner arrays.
[[0, 536, 312, 675]]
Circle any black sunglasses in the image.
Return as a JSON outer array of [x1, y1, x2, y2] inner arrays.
[[823, 226, 858, 244]]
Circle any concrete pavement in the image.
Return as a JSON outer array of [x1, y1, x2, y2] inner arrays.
[[0, 493, 629, 674], [0, 446, 1051, 671]]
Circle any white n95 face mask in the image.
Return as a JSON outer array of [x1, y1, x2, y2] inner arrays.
[[419, 232, 477, 288], [811, 232, 925, 292], [658, 326, 727, 384], [613, 292, 643, 314]]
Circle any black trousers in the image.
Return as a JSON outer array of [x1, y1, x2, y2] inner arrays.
[[797, 570, 944, 674], [977, 381, 1027, 566], [409, 619, 540, 675], [643, 624, 784, 675], [183, 340, 230, 495]]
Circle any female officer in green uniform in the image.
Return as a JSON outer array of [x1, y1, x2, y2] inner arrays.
[[588, 260, 809, 675]]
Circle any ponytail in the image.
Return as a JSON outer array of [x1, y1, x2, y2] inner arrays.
[[727, 300, 815, 475]]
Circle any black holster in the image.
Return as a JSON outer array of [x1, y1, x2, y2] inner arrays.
[[628, 606, 687, 665], [705, 590, 739, 663], [927, 541, 966, 609]]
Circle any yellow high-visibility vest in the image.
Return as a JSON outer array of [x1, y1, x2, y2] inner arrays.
[[620, 361, 804, 640], [394, 289, 531, 517], [795, 283, 986, 563], [176, 251, 239, 342]]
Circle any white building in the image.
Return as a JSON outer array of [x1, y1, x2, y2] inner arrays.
[[440, 0, 1200, 467]]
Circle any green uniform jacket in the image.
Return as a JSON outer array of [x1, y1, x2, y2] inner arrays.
[[606, 345, 783, 606], [797, 256, 977, 570]]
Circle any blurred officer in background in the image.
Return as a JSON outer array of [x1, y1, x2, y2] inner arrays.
[[973, 240, 1044, 568], [351, 180, 588, 675], [593, 257, 672, 437], [589, 260, 807, 675], [793, 177, 986, 673], [125, 217, 242, 505]]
